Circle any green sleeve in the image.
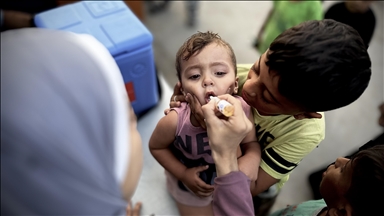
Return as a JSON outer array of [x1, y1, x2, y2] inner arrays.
[[236, 64, 252, 96]]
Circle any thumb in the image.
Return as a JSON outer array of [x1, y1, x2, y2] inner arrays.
[[201, 99, 217, 123], [195, 165, 209, 173]]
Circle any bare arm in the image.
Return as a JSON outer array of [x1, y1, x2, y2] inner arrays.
[[238, 111, 261, 192], [202, 94, 255, 215], [149, 110, 214, 197], [252, 168, 279, 196], [149, 111, 187, 179]]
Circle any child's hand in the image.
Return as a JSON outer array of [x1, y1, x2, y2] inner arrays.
[[181, 165, 214, 198]]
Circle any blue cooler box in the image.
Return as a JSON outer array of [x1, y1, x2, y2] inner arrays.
[[34, 1, 159, 116]]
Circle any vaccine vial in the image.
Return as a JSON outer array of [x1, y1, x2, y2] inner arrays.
[[210, 96, 234, 117]]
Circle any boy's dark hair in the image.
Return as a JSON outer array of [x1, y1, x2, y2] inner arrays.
[[266, 19, 371, 112], [175, 31, 237, 82], [347, 144, 384, 216]]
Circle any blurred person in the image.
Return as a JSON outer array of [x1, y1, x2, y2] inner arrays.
[[1, 27, 143, 215], [309, 102, 384, 200], [1, 28, 256, 215], [270, 143, 384, 216], [0, 0, 57, 31], [325, 1, 376, 48], [253, 0, 323, 55], [146, 1, 198, 27], [149, 31, 261, 216], [169, 19, 371, 216]]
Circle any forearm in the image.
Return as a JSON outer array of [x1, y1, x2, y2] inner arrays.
[[213, 172, 254, 216], [238, 141, 261, 184], [241, 141, 261, 159], [211, 149, 239, 177], [150, 147, 187, 180], [251, 167, 279, 196]]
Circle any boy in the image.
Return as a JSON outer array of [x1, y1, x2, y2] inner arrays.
[[169, 19, 371, 215], [149, 31, 260, 216], [270, 143, 384, 216]]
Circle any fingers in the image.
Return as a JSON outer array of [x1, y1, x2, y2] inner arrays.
[[195, 179, 214, 197], [126, 201, 142, 216], [201, 99, 219, 125], [195, 165, 209, 172], [164, 108, 170, 115], [187, 93, 206, 129], [133, 202, 142, 216], [173, 82, 182, 96], [169, 82, 186, 108]]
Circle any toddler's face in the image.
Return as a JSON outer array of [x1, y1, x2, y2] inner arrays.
[[319, 157, 353, 208], [179, 43, 237, 105]]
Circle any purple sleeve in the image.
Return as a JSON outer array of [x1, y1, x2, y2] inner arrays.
[[213, 171, 254, 216]]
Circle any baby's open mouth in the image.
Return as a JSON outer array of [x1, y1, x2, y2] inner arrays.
[[205, 92, 216, 103]]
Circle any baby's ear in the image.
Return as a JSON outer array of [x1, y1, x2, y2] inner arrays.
[[234, 77, 239, 94]]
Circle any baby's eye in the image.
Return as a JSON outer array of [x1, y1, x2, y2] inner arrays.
[[189, 74, 200, 80], [215, 72, 226, 76]]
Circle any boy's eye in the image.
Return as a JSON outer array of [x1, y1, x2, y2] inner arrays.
[[252, 64, 260, 76]]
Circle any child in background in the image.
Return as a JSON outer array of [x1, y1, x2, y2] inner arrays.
[[324, 1, 376, 49], [270, 143, 384, 216], [254, 0, 323, 54], [149, 31, 260, 216]]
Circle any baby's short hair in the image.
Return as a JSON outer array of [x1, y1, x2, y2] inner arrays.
[[175, 31, 237, 82]]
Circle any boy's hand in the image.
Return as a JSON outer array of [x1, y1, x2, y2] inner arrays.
[[164, 82, 207, 129], [180, 165, 214, 198], [126, 201, 141, 216], [186, 93, 206, 129], [164, 82, 186, 115]]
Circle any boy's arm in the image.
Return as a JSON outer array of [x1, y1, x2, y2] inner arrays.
[[251, 137, 322, 196], [238, 113, 261, 187]]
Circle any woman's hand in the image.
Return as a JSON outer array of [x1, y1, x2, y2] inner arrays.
[[202, 94, 253, 176]]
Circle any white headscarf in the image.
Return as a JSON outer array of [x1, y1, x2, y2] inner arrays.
[[1, 28, 130, 215]]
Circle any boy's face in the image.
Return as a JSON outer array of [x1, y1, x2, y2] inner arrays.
[[319, 157, 353, 208], [180, 43, 237, 105], [241, 51, 303, 116]]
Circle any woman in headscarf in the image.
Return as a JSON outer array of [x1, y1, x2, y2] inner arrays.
[[1, 28, 143, 215]]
